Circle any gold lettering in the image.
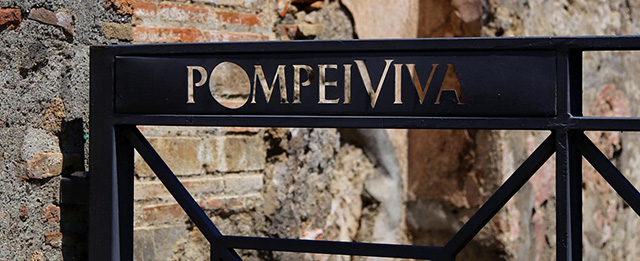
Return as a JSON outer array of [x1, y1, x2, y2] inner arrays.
[[394, 64, 403, 104], [293, 65, 313, 104], [355, 59, 393, 108], [186, 66, 208, 104], [343, 64, 352, 104], [435, 63, 465, 104], [318, 64, 340, 104], [251, 65, 288, 104], [407, 63, 439, 104]]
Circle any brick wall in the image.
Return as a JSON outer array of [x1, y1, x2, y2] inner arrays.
[[130, 0, 273, 43], [133, 126, 267, 260]]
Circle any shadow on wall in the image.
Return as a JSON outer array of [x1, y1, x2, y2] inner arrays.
[[58, 119, 88, 259]]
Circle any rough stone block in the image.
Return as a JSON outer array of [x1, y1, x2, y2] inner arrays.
[[44, 231, 62, 247], [24, 152, 63, 179], [102, 22, 133, 40], [42, 98, 65, 133], [297, 23, 323, 37], [42, 204, 60, 223], [28, 8, 74, 35], [279, 23, 298, 40], [105, 0, 134, 15]]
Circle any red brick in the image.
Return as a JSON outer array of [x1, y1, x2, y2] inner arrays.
[[133, 27, 202, 43], [193, 0, 264, 9], [134, 178, 225, 201], [202, 30, 267, 42], [158, 3, 209, 23], [0, 8, 21, 30], [142, 203, 187, 224], [220, 127, 262, 133], [214, 11, 262, 26], [140, 195, 260, 224], [42, 205, 60, 223], [132, 1, 157, 18], [201, 198, 227, 210], [193, 0, 265, 9]]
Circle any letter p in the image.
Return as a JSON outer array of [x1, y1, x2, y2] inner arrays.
[[187, 66, 208, 104]]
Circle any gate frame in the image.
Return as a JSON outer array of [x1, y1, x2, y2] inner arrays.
[[90, 36, 640, 260]]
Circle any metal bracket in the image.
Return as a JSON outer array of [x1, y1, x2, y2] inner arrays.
[[60, 171, 89, 205]]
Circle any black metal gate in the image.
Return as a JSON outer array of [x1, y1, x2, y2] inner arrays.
[[90, 36, 640, 260]]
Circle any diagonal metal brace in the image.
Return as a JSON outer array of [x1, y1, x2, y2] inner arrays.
[[575, 133, 640, 216], [122, 126, 241, 260], [440, 133, 556, 259]]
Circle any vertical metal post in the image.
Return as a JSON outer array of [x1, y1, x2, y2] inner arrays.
[[555, 49, 583, 260], [555, 129, 582, 260], [89, 47, 120, 260], [116, 127, 134, 259]]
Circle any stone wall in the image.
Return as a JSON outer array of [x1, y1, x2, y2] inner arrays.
[[0, 0, 129, 259]]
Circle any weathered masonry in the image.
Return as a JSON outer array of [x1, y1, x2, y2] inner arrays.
[[90, 36, 640, 260]]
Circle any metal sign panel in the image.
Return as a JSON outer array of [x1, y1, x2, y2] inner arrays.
[[115, 51, 556, 116]]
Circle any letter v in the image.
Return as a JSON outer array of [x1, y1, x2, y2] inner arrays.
[[355, 59, 393, 108], [406, 63, 438, 104]]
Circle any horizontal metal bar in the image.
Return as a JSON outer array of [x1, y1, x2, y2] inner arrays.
[[442, 133, 556, 258], [114, 115, 561, 130], [219, 236, 441, 259], [115, 115, 640, 131], [575, 133, 640, 216], [568, 117, 640, 131], [92, 36, 640, 55]]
